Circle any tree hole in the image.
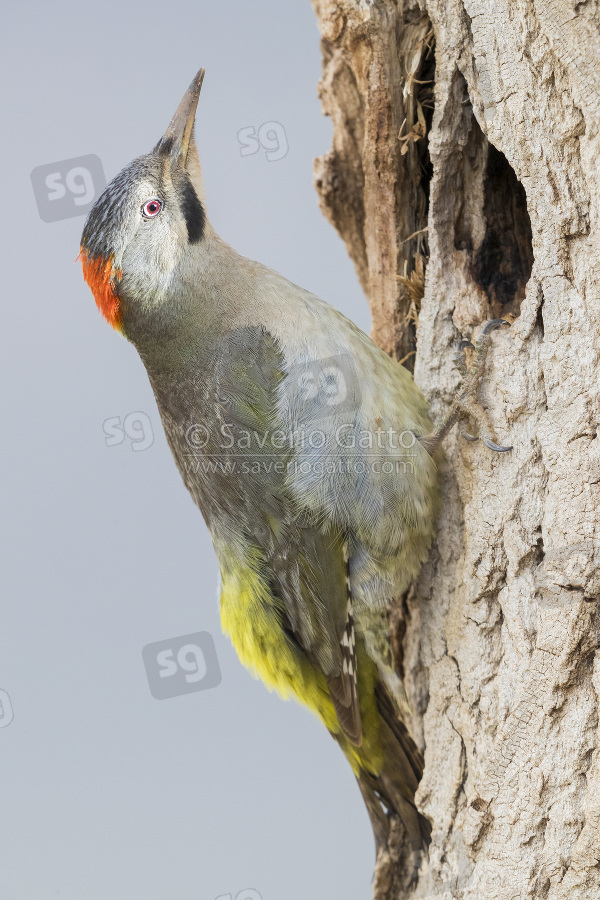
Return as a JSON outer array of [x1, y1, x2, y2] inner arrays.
[[473, 144, 533, 318]]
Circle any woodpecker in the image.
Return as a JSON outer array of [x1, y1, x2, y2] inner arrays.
[[80, 69, 510, 853]]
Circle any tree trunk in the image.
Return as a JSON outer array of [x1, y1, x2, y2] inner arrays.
[[310, 1, 600, 898]]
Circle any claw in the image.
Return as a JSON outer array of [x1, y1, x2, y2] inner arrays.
[[480, 318, 511, 336], [461, 432, 512, 451], [483, 439, 513, 452]]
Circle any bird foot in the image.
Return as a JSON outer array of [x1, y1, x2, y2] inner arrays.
[[420, 319, 512, 455]]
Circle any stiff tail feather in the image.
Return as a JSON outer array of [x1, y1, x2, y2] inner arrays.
[[356, 681, 431, 853]]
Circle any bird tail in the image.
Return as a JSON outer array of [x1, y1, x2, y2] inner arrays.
[[355, 680, 431, 853]]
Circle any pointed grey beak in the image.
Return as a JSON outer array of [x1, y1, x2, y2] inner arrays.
[[156, 68, 205, 168]]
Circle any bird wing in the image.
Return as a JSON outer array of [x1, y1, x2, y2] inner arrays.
[[267, 522, 362, 745], [210, 325, 362, 744]]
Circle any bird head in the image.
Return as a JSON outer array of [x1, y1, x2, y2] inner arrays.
[[80, 69, 207, 335]]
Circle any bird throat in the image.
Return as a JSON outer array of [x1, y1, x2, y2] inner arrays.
[[79, 251, 123, 332]]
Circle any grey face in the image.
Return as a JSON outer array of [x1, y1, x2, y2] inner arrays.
[[80, 143, 206, 329], [80, 154, 158, 265], [81, 147, 205, 264]]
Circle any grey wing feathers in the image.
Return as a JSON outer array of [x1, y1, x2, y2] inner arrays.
[[211, 326, 363, 744]]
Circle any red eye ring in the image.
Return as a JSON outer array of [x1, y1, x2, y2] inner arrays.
[[141, 198, 162, 218]]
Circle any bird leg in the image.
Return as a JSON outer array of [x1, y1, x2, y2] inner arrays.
[[419, 319, 512, 455]]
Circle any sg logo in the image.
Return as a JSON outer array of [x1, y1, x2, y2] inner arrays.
[[288, 353, 361, 425], [30, 154, 106, 222], [0, 689, 14, 728], [103, 412, 154, 452], [238, 122, 289, 161], [142, 632, 222, 700]]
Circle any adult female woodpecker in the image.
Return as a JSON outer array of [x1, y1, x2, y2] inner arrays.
[[80, 69, 509, 855]]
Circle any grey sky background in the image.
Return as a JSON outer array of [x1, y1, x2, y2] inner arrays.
[[1, 3, 377, 898]]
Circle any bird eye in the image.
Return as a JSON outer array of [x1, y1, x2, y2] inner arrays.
[[141, 198, 162, 218]]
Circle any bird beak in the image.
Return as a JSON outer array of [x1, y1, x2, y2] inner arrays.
[[157, 68, 205, 169]]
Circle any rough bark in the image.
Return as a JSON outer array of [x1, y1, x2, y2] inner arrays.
[[310, 1, 600, 898]]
